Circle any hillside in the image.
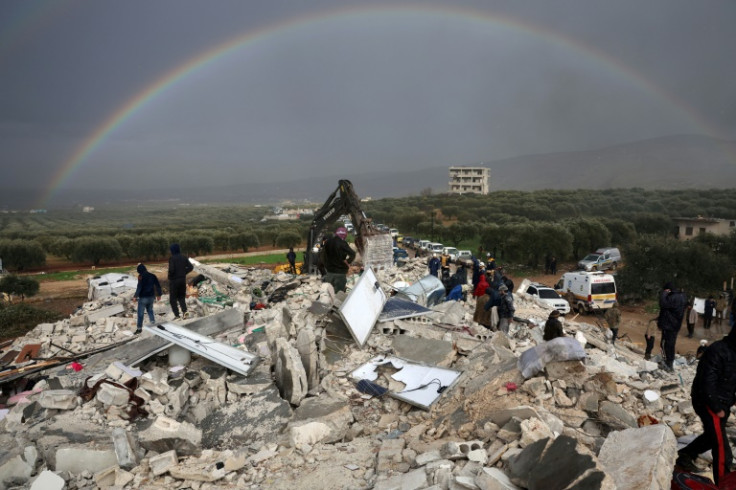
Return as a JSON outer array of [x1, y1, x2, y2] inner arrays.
[[5, 134, 736, 208]]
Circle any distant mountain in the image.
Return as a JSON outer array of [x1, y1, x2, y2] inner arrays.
[[4, 134, 735, 209]]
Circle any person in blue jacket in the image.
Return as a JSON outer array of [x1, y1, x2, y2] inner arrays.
[[134, 263, 162, 334], [428, 254, 441, 277]]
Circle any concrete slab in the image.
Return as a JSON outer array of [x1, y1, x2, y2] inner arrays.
[[274, 337, 308, 406], [296, 328, 320, 391], [286, 396, 354, 446], [391, 335, 456, 367], [111, 427, 140, 470], [30, 470, 65, 490], [201, 386, 292, 449], [85, 304, 125, 323], [139, 416, 202, 456], [54, 445, 117, 474], [598, 425, 677, 490]]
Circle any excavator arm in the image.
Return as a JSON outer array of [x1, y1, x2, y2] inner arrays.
[[304, 180, 392, 274]]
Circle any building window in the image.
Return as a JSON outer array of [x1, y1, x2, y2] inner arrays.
[[685, 227, 693, 236], [730, 221, 735, 227], [699, 228, 706, 235]]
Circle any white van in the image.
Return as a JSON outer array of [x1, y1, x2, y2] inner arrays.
[[417, 240, 431, 251], [389, 228, 399, 238], [456, 250, 472, 261], [429, 243, 444, 254], [577, 247, 622, 271], [555, 271, 617, 314]]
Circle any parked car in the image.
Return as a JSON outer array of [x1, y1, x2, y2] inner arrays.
[[456, 250, 472, 261], [442, 247, 459, 260], [417, 240, 431, 251], [403, 236, 415, 247], [389, 228, 399, 238], [525, 282, 571, 315], [395, 234, 404, 243], [577, 247, 621, 271], [393, 248, 409, 263]]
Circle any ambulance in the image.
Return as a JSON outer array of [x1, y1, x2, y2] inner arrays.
[[554, 271, 617, 314]]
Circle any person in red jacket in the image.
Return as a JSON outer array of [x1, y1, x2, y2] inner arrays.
[[473, 270, 489, 298]]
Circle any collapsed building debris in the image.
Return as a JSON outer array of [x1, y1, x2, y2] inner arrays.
[[0, 256, 714, 488]]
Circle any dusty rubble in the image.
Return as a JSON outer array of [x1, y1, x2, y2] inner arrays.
[[0, 258, 709, 489]]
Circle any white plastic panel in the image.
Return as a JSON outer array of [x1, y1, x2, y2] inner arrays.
[[338, 267, 386, 347]]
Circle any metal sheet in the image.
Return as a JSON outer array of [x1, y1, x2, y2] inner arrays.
[[338, 267, 386, 347], [378, 297, 432, 323], [350, 355, 461, 410], [394, 275, 446, 307], [144, 322, 258, 376]]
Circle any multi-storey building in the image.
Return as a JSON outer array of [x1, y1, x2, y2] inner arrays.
[[448, 166, 490, 195]]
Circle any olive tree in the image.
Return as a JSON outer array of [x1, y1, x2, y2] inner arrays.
[[0, 239, 46, 271], [71, 237, 123, 266], [0, 275, 40, 301]]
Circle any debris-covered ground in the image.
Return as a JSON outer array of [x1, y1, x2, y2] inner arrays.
[[0, 258, 715, 489]]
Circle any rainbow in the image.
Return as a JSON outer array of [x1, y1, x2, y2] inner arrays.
[[37, 5, 726, 207]]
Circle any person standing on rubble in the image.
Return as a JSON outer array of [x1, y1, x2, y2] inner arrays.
[[704, 295, 716, 331], [168, 243, 194, 320], [604, 304, 621, 345], [686, 302, 698, 338], [286, 247, 297, 274], [676, 327, 736, 484], [322, 226, 355, 293], [428, 253, 441, 277], [133, 263, 162, 334], [471, 255, 482, 288], [497, 284, 515, 334], [657, 281, 688, 372]]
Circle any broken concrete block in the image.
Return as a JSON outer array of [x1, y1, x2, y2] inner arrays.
[[377, 438, 406, 473], [38, 389, 79, 410], [139, 367, 170, 395], [296, 328, 320, 391], [0, 449, 35, 488], [111, 427, 139, 470], [598, 401, 637, 429], [415, 450, 442, 466], [94, 466, 117, 487], [201, 386, 292, 449], [105, 361, 141, 383], [274, 337, 308, 406], [507, 436, 604, 489], [391, 335, 456, 367], [30, 470, 65, 490], [96, 383, 130, 407], [441, 441, 484, 460], [286, 396, 354, 446], [519, 418, 554, 448], [475, 467, 521, 490], [577, 391, 600, 413], [115, 468, 134, 487], [55, 445, 117, 474], [149, 450, 178, 476], [226, 370, 273, 395], [169, 460, 227, 482], [139, 416, 202, 456], [544, 360, 587, 381], [85, 304, 125, 323], [598, 424, 677, 490], [374, 468, 429, 490]]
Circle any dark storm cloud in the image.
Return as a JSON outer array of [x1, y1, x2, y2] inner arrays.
[[0, 0, 734, 197]]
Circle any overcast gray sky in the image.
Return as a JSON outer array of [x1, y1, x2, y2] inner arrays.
[[1, 0, 735, 204]]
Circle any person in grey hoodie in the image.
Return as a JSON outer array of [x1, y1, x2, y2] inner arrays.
[[134, 263, 162, 334], [168, 243, 193, 319]]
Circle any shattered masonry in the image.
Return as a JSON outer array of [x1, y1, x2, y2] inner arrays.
[[0, 258, 706, 489]]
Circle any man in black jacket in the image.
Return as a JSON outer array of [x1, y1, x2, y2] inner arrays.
[[677, 328, 736, 484], [168, 243, 193, 319], [657, 281, 687, 371], [134, 263, 162, 334], [322, 227, 355, 293]]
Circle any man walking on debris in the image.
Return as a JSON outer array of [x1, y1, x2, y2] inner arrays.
[[658, 281, 688, 372], [133, 263, 162, 334], [676, 327, 736, 485], [168, 243, 194, 320], [497, 284, 515, 334], [686, 302, 698, 339], [322, 226, 355, 293], [604, 304, 621, 345]]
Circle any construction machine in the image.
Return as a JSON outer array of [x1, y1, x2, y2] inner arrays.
[[304, 180, 393, 274]]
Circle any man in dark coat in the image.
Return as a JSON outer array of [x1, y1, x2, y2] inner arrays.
[[428, 254, 441, 278], [134, 263, 162, 334], [497, 284, 515, 334], [704, 295, 716, 330], [168, 243, 194, 319], [322, 227, 356, 293], [677, 327, 736, 485], [657, 281, 688, 372], [286, 247, 297, 274], [543, 310, 564, 341]]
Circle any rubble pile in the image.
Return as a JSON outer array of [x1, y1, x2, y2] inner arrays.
[[0, 258, 706, 489]]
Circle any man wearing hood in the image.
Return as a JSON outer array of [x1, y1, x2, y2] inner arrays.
[[168, 243, 194, 319], [676, 328, 736, 484], [134, 264, 162, 334]]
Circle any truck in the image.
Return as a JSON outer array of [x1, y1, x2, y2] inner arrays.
[[554, 271, 617, 314], [577, 247, 622, 272], [303, 180, 393, 274]]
